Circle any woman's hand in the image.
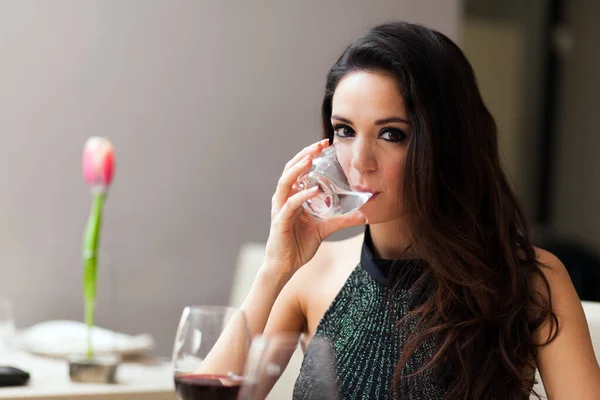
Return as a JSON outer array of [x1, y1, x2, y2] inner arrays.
[[264, 139, 366, 277]]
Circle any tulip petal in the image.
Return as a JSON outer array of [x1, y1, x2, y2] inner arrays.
[[82, 137, 115, 188]]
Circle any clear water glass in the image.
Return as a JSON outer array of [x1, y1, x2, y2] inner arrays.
[[298, 143, 371, 219]]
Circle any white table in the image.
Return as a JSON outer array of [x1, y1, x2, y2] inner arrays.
[[0, 351, 176, 400]]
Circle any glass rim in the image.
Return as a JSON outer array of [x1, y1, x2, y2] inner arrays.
[[313, 142, 338, 160], [182, 305, 241, 315], [252, 332, 333, 348]]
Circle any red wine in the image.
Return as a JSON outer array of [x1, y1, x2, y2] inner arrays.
[[174, 374, 243, 400]]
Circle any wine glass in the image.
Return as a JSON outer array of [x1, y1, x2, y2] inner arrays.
[[297, 143, 371, 219], [172, 306, 250, 400], [239, 333, 339, 400]]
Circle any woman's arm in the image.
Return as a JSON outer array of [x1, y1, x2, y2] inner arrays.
[[244, 253, 324, 400], [193, 263, 298, 377], [240, 264, 296, 338], [194, 139, 363, 378], [534, 249, 600, 398]]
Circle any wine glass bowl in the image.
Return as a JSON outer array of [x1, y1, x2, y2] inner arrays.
[[172, 306, 250, 400]]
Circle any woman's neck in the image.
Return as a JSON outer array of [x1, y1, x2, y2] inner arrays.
[[368, 219, 413, 260]]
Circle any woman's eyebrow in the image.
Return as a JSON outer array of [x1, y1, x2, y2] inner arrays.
[[331, 115, 353, 124], [374, 117, 410, 125], [331, 115, 410, 125]]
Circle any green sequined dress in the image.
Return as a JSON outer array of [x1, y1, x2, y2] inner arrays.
[[293, 227, 447, 399]]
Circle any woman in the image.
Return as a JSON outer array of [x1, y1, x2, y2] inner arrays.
[[241, 21, 600, 399]]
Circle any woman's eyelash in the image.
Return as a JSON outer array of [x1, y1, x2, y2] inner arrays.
[[379, 127, 407, 142], [332, 124, 407, 143], [332, 124, 354, 137]]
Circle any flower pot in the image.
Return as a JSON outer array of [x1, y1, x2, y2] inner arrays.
[[68, 353, 119, 383], [68, 251, 121, 383]]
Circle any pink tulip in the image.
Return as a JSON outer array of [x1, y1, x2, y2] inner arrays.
[[82, 137, 115, 189], [81, 136, 115, 359]]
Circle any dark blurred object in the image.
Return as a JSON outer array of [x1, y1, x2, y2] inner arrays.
[[534, 227, 600, 302], [0, 366, 29, 387]]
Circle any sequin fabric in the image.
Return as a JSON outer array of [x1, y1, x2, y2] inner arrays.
[[293, 228, 447, 400]]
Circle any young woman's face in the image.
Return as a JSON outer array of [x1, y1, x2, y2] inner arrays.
[[331, 71, 410, 224]]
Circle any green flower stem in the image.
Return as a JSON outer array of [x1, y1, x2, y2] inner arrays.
[[83, 191, 106, 360]]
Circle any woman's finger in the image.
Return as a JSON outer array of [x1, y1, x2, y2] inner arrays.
[[321, 210, 367, 238], [282, 139, 329, 174], [272, 154, 314, 213], [274, 186, 320, 230]]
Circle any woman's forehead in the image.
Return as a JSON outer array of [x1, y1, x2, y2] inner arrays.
[[332, 71, 407, 121]]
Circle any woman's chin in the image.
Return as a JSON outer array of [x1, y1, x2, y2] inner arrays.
[[357, 205, 404, 225], [356, 208, 382, 225]]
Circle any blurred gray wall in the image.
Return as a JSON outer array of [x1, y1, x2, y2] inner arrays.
[[462, 0, 548, 222], [554, 0, 600, 250], [0, 0, 461, 356]]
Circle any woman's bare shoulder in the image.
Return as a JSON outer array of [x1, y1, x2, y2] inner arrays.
[[284, 231, 364, 294], [531, 246, 569, 285], [293, 231, 365, 335], [305, 232, 364, 274], [530, 248, 600, 395]]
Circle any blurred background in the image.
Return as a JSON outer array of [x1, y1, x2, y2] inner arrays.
[[0, 0, 596, 358]]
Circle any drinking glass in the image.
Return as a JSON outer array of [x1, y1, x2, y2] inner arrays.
[[239, 333, 339, 400], [172, 306, 250, 400], [297, 143, 371, 219]]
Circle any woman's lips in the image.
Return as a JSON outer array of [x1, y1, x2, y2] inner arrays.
[[366, 192, 379, 202], [353, 186, 380, 202]]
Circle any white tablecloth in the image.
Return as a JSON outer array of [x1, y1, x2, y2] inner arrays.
[[0, 351, 175, 400]]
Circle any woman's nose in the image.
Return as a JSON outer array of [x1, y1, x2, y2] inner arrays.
[[350, 139, 377, 173]]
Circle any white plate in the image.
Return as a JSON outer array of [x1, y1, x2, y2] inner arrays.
[[18, 320, 155, 358]]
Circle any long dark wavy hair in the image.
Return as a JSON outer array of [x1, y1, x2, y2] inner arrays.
[[321, 21, 558, 399]]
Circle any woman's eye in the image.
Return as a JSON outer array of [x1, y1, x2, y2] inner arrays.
[[379, 127, 407, 143], [332, 124, 355, 138]]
